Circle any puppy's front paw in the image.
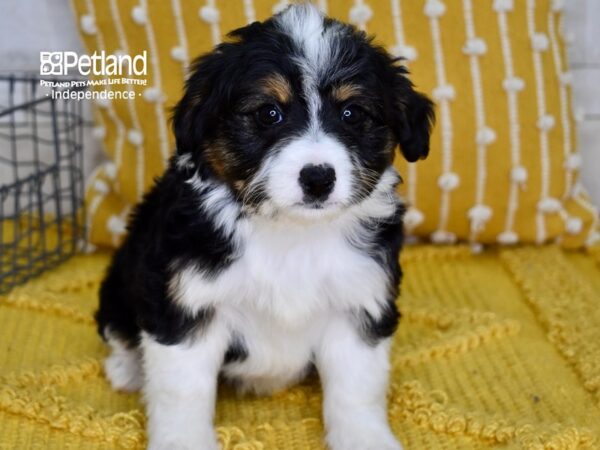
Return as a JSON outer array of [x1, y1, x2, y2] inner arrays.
[[327, 423, 403, 450]]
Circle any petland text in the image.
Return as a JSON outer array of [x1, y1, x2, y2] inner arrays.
[[40, 51, 147, 77]]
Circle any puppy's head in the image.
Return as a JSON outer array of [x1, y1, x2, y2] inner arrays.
[[173, 3, 434, 220]]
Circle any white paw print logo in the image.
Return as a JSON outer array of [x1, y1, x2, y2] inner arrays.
[[40, 52, 63, 75]]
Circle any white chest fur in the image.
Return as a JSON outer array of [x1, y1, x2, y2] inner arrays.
[[171, 215, 389, 325], [169, 214, 390, 389]]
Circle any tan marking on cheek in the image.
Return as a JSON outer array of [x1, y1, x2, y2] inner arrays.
[[332, 83, 362, 103], [259, 73, 293, 104]]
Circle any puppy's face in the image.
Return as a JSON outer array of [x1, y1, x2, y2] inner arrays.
[[173, 4, 433, 220]]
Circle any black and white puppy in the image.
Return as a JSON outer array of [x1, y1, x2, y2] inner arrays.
[[97, 4, 434, 450]]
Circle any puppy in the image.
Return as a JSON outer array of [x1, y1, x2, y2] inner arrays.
[[97, 4, 433, 450]]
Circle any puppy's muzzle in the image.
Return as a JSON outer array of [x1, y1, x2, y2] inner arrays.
[[299, 164, 336, 202]]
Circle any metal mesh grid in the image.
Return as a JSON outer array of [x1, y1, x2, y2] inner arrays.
[[0, 74, 86, 294]]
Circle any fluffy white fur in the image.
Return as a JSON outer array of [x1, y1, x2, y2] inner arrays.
[[104, 329, 144, 392]]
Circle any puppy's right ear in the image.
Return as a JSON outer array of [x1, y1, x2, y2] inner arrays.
[[172, 50, 232, 160]]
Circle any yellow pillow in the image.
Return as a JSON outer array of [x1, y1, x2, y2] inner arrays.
[[71, 0, 598, 249]]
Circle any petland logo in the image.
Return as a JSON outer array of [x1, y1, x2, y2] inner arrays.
[[40, 51, 147, 76]]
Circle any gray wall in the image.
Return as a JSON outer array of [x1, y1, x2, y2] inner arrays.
[[565, 1, 600, 206]]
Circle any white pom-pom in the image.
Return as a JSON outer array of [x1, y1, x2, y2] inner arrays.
[[349, 3, 373, 24], [502, 76, 525, 92], [438, 172, 460, 191], [392, 45, 418, 62], [80, 14, 97, 35], [170, 46, 187, 62], [92, 126, 106, 140], [468, 204, 492, 232], [552, 0, 565, 12], [463, 38, 487, 56], [468, 204, 493, 222], [476, 127, 497, 145], [497, 231, 519, 245], [95, 97, 111, 109], [107, 215, 127, 235], [431, 230, 457, 244], [565, 217, 583, 235], [424, 0, 446, 18], [127, 129, 143, 146], [564, 153, 582, 170], [199, 5, 220, 23], [493, 0, 513, 12], [432, 84, 455, 102], [511, 166, 528, 183], [537, 114, 556, 131], [531, 33, 549, 51], [104, 162, 117, 179], [559, 71, 573, 86], [131, 6, 147, 25], [404, 207, 425, 229], [143, 87, 162, 102], [94, 179, 109, 194], [537, 197, 562, 213]]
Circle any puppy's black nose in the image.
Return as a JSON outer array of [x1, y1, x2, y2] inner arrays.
[[299, 164, 336, 201]]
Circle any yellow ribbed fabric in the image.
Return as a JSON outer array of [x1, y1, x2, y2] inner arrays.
[[70, 0, 599, 249], [2, 246, 600, 449]]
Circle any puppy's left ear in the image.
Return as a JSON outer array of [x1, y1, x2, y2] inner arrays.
[[382, 57, 435, 163], [395, 88, 435, 162]]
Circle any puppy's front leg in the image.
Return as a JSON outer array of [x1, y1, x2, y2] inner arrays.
[[316, 316, 403, 450], [141, 323, 228, 450]]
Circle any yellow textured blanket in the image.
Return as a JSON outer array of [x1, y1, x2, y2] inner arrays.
[[1, 246, 599, 449]]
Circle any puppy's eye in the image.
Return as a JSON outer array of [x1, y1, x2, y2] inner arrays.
[[341, 105, 364, 125], [256, 104, 284, 126]]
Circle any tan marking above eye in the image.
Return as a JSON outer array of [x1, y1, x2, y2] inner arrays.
[[259, 73, 293, 104], [331, 83, 362, 102]]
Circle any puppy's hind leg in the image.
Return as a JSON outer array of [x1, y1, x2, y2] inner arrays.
[[103, 329, 144, 392]]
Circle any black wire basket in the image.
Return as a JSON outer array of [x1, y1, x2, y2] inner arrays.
[[0, 74, 86, 294]]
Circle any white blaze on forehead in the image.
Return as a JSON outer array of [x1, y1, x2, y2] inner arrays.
[[275, 4, 338, 134], [275, 3, 330, 71]]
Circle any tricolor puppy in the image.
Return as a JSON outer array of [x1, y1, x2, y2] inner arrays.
[[97, 4, 434, 450]]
